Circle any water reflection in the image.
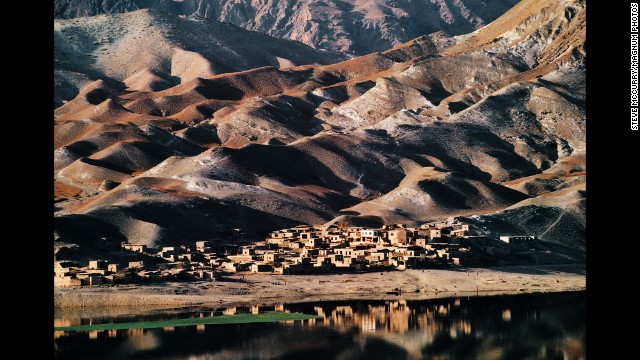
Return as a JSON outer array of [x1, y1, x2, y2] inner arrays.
[[55, 291, 585, 359]]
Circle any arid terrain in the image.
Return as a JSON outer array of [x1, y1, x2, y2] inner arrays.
[[54, 9, 344, 106], [54, 0, 586, 263], [54, 0, 521, 56], [55, 265, 585, 310]]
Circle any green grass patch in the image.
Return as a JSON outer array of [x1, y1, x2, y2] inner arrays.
[[54, 312, 321, 332]]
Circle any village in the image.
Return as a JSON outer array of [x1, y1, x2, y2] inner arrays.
[[54, 220, 538, 288]]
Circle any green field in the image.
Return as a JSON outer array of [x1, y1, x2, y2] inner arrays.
[[54, 312, 321, 332]]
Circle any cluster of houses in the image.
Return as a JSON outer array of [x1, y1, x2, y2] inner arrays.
[[245, 221, 476, 274], [54, 241, 225, 288], [54, 221, 537, 287]]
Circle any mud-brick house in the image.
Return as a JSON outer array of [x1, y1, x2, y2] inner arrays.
[[302, 248, 320, 257], [54, 276, 81, 287], [263, 252, 285, 263], [360, 229, 380, 240], [178, 253, 194, 262], [403, 246, 426, 257], [327, 234, 345, 243], [387, 229, 409, 245], [335, 247, 354, 257], [279, 261, 307, 274], [390, 256, 406, 268], [128, 261, 145, 269], [76, 273, 102, 285], [416, 228, 441, 241], [108, 264, 120, 273], [415, 238, 429, 248], [88, 260, 108, 270], [196, 241, 213, 253], [221, 261, 239, 273], [330, 254, 353, 269], [251, 263, 274, 273], [300, 233, 323, 248], [241, 247, 256, 256], [122, 243, 147, 253], [366, 249, 391, 263], [196, 269, 216, 280]]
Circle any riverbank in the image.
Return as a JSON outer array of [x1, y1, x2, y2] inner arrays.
[[54, 264, 585, 314]]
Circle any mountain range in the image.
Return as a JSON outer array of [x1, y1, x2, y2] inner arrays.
[[54, 8, 343, 106], [54, 0, 521, 56], [54, 0, 586, 254]]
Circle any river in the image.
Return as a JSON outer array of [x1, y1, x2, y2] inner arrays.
[[54, 291, 585, 359]]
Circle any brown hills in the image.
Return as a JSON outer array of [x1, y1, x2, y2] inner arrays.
[[54, 0, 586, 251], [54, 9, 344, 106]]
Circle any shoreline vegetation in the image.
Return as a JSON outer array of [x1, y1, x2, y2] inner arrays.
[[55, 265, 585, 314]]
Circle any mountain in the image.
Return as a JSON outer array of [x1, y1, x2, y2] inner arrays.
[[54, 0, 586, 251], [54, 9, 343, 106], [54, 0, 521, 56]]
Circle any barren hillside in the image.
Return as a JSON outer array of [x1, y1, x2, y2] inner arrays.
[[54, 0, 520, 56], [54, 9, 343, 106], [54, 0, 586, 251]]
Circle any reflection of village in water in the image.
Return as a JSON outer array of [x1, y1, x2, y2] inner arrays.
[[55, 292, 585, 359]]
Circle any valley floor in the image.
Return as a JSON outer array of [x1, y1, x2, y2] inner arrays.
[[54, 264, 585, 314]]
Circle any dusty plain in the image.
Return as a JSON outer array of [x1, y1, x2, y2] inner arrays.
[[55, 265, 585, 314]]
